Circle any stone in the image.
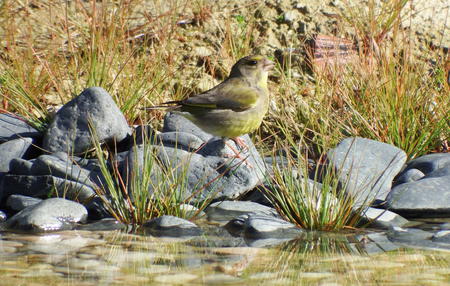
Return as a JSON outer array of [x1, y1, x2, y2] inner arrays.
[[386, 175, 450, 217], [163, 112, 213, 142], [0, 210, 6, 222], [143, 215, 202, 237], [42, 87, 131, 154], [359, 207, 409, 229], [225, 214, 303, 239], [393, 168, 425, 185], [0, 137, 33, 172], [5, 198, 88, 232], [6, 194, 42, 212], [76, 218, 127, 231], [9, 158, 34, 175], [1, 174, 96, 203], [386, 227, 448, 251], [402, 153, 450, 174], [205, 201, 278, 223], [30, 153, 96, 189], [0, 113, 41, 142], [432, 231, 450, 244], [327, 137, 406, 206], [357, 232, 400, 254]]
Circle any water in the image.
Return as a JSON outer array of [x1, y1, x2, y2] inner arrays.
[[0, 223, 449, 285]]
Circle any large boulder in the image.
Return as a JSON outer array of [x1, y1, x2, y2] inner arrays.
[[327, 137, 406, 206], [43, 87, 131, 154]]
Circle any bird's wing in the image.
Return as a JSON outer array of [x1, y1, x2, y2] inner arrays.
[[180, 78, 259, 111]]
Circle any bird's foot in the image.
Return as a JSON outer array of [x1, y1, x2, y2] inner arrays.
[[224, 141, 253, 168], [231, 137, 249, 152]]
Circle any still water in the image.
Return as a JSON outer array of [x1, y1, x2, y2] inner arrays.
[[0, 222, 449, 285]]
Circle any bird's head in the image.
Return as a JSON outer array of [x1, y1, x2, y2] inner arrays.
[[229, 55, 274, 88]]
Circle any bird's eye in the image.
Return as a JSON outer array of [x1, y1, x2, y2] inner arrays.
[[247, 60, 258, 66]]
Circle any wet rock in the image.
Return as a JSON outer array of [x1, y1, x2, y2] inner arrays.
[[432, 231, 450, 244], [5, 198, 88, 233], [76, 218, 127, 231], [0, 113, 41, 142], [386, 226, 448, 251], [359, 207, 409, 229], [0, 210, 6, 222], [386, 154, 450, 218], [226, 214, 303, 240], [0, 138, 33, 172], [327, 137, 406, 206], [85, 196, 112, 220], [206, 201, 278, 223], [357, 232, 400, 254], [43, 87, 131, 154], [143, 215, 202, 237], [6, 194, 42, 212], [1, 174, 96, 203]]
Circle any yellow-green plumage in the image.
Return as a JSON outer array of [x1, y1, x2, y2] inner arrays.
[[169, 55, 274, 140]]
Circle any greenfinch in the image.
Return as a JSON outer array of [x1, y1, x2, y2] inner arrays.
[[161, 55, 274, 151]]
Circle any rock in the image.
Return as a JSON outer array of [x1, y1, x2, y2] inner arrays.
[[205, 201, 278, 223], [386, 153, 450, 218], [163, 112, 213, 142], [143, 215, 202, 237], [386, 226, 448, 251], [0, 113, 41, 142], [393, 168, 425, 185], [359, 207, 409, 229], [356, 232, 400, 254], [327, 137, 406, 206], [76, 218, 127, 231], [9, 158, 34, 175], [386, 175, 450, 218], [42, 87, 131, 154], [30, 153, 97, 189], [157, 131, 204, 152], [0, 137, 33, 172], [225, 214, 303, 239], [401, 153, 450, 173], [1, 174, 96, 203], [432, 231, 450, 244], [6, 194, 42, 212], [5, 198, 88, 233], [0, 210, 6, 222]]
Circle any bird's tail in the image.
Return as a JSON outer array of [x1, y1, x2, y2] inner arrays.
[[141, 101, 182, 110]]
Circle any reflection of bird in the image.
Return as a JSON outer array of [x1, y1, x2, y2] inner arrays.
[[152, 55, 274, 160]]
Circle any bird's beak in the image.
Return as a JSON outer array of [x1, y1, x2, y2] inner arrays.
[[263, 59, 275, 71]]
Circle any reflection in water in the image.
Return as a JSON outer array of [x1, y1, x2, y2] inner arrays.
[[0, 228, 449, 285]]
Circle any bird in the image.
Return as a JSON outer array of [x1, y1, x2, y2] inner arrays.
[[148, 55, 274, 162]]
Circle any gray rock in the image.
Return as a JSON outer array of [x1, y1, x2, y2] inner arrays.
[[432, 230, 450, 244], [0, 210, 6, 222], [6, 194, 42, 212], [206, 201, 278, 223], [43, 87, 131, 154], [356, 232, 400, 254], [5, 198, 88, 233], [440, 223, 450, 230], [30, 153, 96, 189], [225, 214, 303, 239], [163, 112, 213, 142], [76, 218, 127, 231], [386, 175, 450, 217], [359, 207, 408, 229], [327, 137, 406, 206], [0, 113, 41, 142], [143, 215, 202, 237], [386, 226, 449, 251], [9, 158, 34, 175], [393, 168, 425, 185], [157, 132, 204, 152], [402, 153, 450, 174], [1, 174, 96, 203], [0, 137, 33, 172]]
